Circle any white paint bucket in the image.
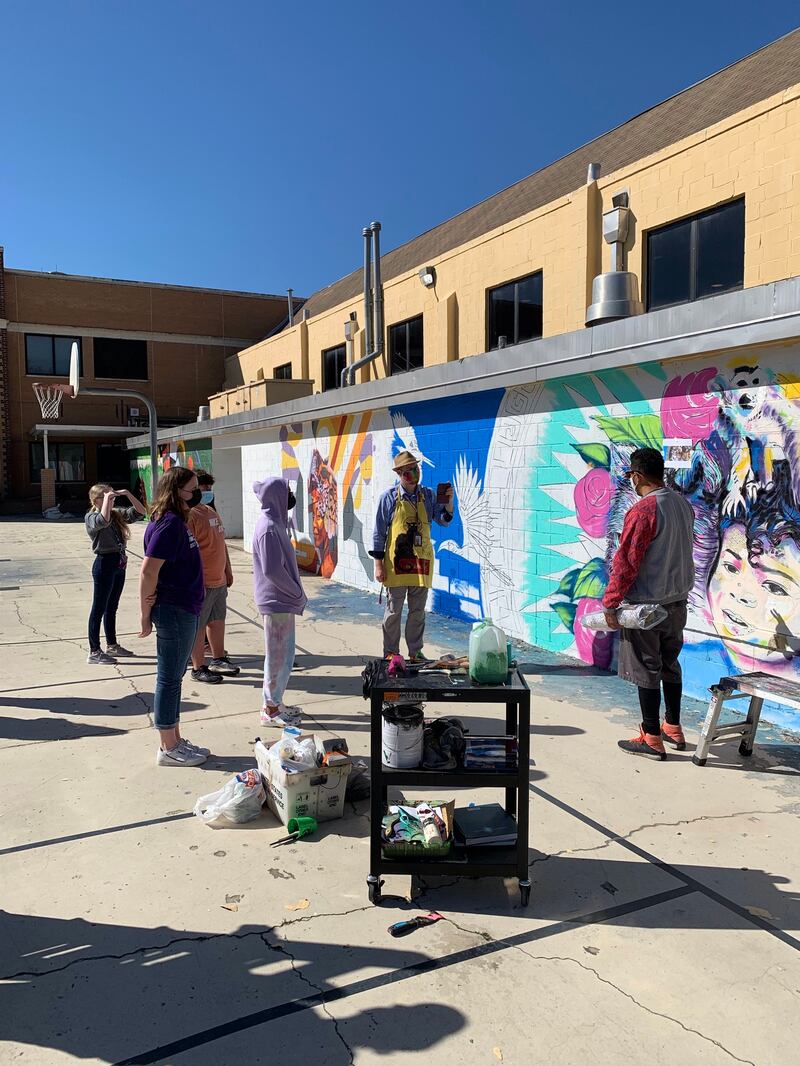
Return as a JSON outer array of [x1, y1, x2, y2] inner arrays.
[[381, 703, 424, 768]]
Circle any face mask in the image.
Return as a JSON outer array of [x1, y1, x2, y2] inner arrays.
[[201, 491, 214, 505], [287, 490, 297, 511], [187, 488, 202, 508]]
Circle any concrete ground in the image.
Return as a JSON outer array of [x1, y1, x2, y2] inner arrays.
[[1, 518, 799, 1066]]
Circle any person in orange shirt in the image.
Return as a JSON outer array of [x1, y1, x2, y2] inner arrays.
[[188, 473, 238, 682]]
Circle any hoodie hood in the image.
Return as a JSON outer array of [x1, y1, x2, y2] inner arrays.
[[253, 477, 289, 522]]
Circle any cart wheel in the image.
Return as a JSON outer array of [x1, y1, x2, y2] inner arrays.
[[738, 742, 754, 757], [367, 876, 384, 905], [519, 879, 531, 907]]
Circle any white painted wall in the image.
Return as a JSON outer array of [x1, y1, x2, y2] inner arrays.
[[212, 446, 244, 539]]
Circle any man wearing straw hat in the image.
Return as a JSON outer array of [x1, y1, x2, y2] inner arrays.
[[371, 449, 454, 661]]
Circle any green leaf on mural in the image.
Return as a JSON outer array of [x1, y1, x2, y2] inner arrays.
[[594, 414, 663, 450], [571, 442, 610, 469], [551, 601, 578, 633], [555, 568, 581, 599], [573, 558, 608, 599]]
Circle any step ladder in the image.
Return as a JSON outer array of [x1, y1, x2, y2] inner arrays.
[[693, 672, 800, 766]]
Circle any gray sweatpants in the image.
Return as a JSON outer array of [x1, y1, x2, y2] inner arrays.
[[383, 586, 428, 657]]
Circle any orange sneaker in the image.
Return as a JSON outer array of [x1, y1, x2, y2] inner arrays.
[[661, 722, 686, 750], [618, 727, 666, 761]]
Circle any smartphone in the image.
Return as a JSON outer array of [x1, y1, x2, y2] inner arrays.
[[436, 482, 452, 504]]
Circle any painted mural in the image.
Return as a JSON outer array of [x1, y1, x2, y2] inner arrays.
[[129, 438, 212, 502], [242, 346, 800, 727]]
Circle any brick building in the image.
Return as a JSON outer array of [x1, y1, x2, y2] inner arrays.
[[0, 263, 292, 508]]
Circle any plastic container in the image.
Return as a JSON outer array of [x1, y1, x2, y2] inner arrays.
[[469, 619, 508, 684], [381, 702, 424, 768], [254, 738, 351, 825]]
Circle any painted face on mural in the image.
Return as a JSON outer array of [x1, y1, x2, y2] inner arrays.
[[708, 524, 800, 666]]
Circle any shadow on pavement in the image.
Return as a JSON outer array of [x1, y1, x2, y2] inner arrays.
[[0, 716, 127, 742]]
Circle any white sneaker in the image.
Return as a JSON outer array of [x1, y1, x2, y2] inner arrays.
[[156, 744, 207, 767], [180, 737, 211, 757], [260, 704, 302, 727], [87, 650, 116, 665]]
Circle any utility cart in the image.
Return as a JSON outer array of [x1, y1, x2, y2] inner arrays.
[[366, 662, 531, 906]]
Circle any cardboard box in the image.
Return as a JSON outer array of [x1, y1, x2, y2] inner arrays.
[[254, 738, 351, 825]]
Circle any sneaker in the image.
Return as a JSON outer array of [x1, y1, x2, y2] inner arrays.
[[87, 650, 116, 665], [156, 744, 207, 767], [208, 656, 240, 676], [191, 667, 223, 685], [407, 650, 427, 663], [260, 704, 303, 728], [618, 728, 667, 761], [180, 737, 211, 757], [661, 722, 686, 750], [106, 643, 134, 657]]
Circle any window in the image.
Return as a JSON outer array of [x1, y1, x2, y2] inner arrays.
[[274, 363, 292, 380], [487, 271, 543, 350], [25, 335, 81, 377], [388, 315, 424, 375], [29, 441, 86, 483], [93, 337, 148, 379], [322, 344, 346, 391], [647, 198, 745, 311]]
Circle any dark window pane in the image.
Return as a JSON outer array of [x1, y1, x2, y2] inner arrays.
[[407, 316, 423, 370], [648, 219, 692, 309], [322, 345, 345, 391], [274, 363, 292, 380], [488, 281, 516, 348], [696, 199, 745, 299], [94, 338, 148, 379], [25, 335, 54, 375], [57, 443, 86, 482], [517, 273, 543, 342], [389, 316, 423, 375]]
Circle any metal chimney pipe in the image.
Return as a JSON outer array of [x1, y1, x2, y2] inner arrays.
[[587, 162, 601, 184], [370, 221, 383, 358], [287, 288, 295, 327], [362, 227, 373, 358]]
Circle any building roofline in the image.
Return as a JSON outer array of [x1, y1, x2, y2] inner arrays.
[[5, 267, 305, 303]]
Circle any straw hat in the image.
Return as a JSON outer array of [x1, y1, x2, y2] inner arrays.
[[392, 450, 420, 472]]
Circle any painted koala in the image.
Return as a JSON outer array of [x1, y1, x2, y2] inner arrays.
[[713, 363, 800, 516]]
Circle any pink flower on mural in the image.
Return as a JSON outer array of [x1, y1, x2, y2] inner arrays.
[[660, 368, 719, 443], [574, 597, 614, 669], [574, 468, 612, 538]]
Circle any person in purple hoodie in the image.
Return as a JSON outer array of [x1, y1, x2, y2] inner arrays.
[[252, 477, 308, 727]]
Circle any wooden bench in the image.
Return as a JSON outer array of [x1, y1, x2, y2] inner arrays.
[[693, 672, 800, 766]]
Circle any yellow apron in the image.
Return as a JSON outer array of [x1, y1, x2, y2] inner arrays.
[[385, 487, 434, 589]]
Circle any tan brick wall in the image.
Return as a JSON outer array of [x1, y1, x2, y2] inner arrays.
[[232, 83, 800, 393]]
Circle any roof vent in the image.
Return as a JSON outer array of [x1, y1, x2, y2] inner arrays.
[[586, 190, 643, 326]]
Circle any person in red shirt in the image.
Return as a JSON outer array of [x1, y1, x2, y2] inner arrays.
[[603, 448, 695, 760]]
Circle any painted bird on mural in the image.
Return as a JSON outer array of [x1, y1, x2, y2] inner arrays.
[[439, 457, 512, 586], [391, 413, 433, 468]]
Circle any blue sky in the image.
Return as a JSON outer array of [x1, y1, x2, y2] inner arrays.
[[2, 2, 797, 297]]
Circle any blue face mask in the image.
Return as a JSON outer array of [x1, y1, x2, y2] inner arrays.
[[201, 491, 215, 505]]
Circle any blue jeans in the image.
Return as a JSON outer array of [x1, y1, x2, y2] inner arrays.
[[152, 603, 199, 730], [88, 553, 126, 652]]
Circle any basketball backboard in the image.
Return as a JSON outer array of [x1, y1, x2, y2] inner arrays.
[[69, 341, 80, 397]]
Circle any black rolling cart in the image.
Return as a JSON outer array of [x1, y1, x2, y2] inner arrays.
[[366, 663, 532, 906]]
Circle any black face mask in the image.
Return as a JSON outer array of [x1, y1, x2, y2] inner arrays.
[[287, 490, 297, 511], [187, 488, 202, 508]]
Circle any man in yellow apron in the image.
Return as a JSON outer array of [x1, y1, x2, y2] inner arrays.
[[371, 449, 454, 660]]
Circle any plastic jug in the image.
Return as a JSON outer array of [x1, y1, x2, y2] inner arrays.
[[469, 619, 508, 684]]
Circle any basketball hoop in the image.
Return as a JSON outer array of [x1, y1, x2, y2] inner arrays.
[[32, 382, 74, 420]]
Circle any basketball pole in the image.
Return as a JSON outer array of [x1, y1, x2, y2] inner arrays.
[[68, 343, 159, 499]]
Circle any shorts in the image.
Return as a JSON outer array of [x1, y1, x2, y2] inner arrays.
[[616, 600, 687, 690], [197, 585, 228, 632]]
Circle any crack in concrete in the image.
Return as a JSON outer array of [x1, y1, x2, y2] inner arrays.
[[513, 946, 757, 1065], [529, 807, 793, 866], [261, 931, 354, 1065]]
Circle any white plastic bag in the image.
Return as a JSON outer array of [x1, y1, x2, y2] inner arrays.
[[581, 603, 669, 632], [193, 769, 266, 825], [267, 729, 317, 773]]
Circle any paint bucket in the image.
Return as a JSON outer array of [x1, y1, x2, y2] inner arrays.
[[381, 703, 424, 768]]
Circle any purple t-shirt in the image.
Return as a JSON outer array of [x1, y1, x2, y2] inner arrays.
[[144, 511, 205, 616]]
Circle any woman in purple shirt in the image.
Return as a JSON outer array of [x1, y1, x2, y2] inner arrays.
[[139, 467, 210, 767]]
